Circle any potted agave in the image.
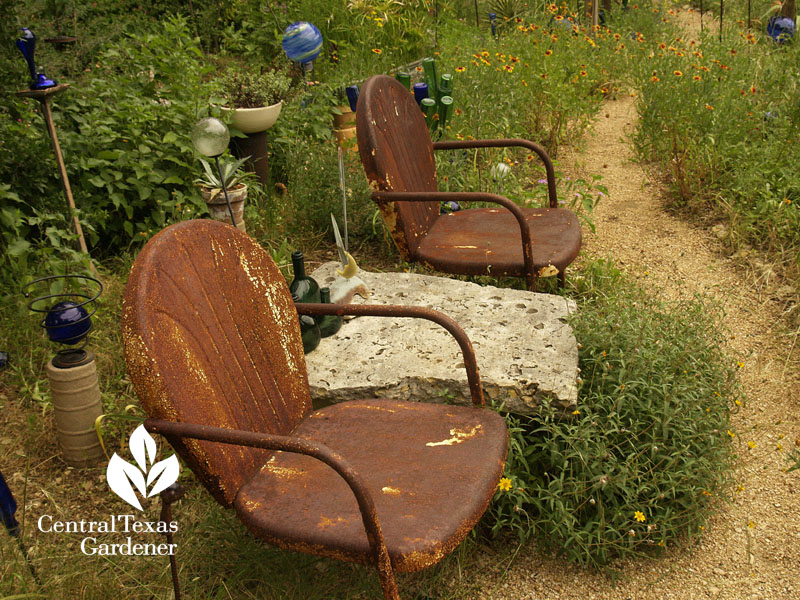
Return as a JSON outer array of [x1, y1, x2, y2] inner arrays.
[[195, 155, 254, 233]]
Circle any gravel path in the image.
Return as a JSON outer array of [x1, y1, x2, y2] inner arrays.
[[470, 23, 800, 598]]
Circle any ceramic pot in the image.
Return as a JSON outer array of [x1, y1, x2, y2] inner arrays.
[[201, 183, 247, 232], [220, 101, 282, 134]]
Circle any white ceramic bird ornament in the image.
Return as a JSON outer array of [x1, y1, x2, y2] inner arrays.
[[329, 215, 370, 303]]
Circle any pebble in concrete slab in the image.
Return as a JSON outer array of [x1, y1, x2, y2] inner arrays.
[[306, 263, 579, 414]]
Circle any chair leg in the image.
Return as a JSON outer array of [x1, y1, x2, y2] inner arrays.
[[558, 270, 566, 288], [377, 559, 401, 600], [160, 483, 186, 600], [526, 271, 538, 292]]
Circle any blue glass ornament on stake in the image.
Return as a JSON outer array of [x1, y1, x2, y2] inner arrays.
[[282, 21, 323, 82], [22, 274, 103, 369], [16, 28, 56, 90], [489, 13, 497, 38]]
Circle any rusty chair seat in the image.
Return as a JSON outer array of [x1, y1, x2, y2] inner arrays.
[[122, 220, 507, 599], [356, 74, 583, 291], [235, 398, 507, 572], [417, 206, 581, 277]]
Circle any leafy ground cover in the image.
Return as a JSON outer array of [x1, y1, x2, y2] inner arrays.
[[1, 0, 787, 597]]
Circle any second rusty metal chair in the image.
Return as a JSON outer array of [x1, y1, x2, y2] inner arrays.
[[356, 74, 582, 291], [122, 219, 508, 599]]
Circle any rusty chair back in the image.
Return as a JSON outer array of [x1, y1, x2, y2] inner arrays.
[[357, 74, 582, 291], [122, 219, 508, 599]]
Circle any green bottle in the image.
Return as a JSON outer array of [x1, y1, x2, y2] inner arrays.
[[439, 96, 454, 129], [395, 71, 412, 90], [422, 57, 438, 100], [438, 73, 453, 102], [289, 250, 321, 304], [293, 292, 321, 354], [317, 287, 342, 338], [420, 97, 437, 129]]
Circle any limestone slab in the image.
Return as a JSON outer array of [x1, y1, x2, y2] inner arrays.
[[306, 263, 579, 414]]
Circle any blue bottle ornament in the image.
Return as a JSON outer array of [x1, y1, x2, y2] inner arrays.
[[16, 28, 56, 90]]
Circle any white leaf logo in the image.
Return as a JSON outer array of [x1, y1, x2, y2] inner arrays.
[[106, 424, 180, 510]]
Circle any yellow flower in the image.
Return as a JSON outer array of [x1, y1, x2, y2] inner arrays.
[[455, 66, 466, 73], [371, 48, 382, 54], [572, 410, 580, 415], [634, 511, 646, 522], [673, 70, 683, 77], [727, 430, 736, 438], [503, 64, 514, 73], [748, 441, 756, 449], [497, 477, 512, 492], [544, 49, 553, 57]]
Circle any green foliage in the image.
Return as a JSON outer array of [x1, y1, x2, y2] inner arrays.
[[628, 10, 800, 281], [487, 259, 741, 567], [196, 156, 254, 194], [0, 15, 213, 276], [216, 66, 293, 108]]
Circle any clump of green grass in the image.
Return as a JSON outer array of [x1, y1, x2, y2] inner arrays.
[[487, 259, 741, 568]]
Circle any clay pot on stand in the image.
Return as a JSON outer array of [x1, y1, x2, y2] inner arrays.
[[200, 183, 248, 233]]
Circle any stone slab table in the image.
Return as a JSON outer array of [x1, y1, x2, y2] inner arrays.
[[306, 263, 579, 414]]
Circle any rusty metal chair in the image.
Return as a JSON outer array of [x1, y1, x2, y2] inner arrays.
[[356, 74, 582, 291], [122, 219, 508, 599]]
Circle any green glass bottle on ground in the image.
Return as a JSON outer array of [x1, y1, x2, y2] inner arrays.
[[289, 250, 321, 303], [317, 287, 342, 338], [293, 291, 321, 353]]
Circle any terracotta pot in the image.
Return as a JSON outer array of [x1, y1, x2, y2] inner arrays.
[[220, 101, 282, 134], [332, 105, 356, 128], [201, 184, 247, 233], [332, 106, 358, 154]]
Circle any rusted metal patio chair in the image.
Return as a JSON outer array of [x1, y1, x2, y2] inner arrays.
[[357, 74, 582, 291], [122, 219, 508, 599]]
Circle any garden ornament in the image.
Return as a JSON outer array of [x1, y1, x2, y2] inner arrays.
[[23, 274, 105, 467], [1, 468, 40, 583], [16, 28, 56, 90], [337, 146, 349, 251], [346, 85, 359, 112], [330, 215, 370, 304], [282, 21, 322, 77], [767, 16, 795, 43], [14, 55, 96, 275], [191, 117, 238, 228]]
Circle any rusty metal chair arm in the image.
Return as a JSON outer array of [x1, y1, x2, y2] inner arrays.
[[371, 190, 536, 290], [296, 302, 485, 407], [143, 418, 399, 599], [433, 138, 558, 208]]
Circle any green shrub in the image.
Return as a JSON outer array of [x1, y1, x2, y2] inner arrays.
[[487, 259, 741, 567]]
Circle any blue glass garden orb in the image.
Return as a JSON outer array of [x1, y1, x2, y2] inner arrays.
[[44, 301, 91, 345], [282, 21, 322, 64]]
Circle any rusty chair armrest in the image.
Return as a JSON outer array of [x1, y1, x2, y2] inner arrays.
[[371, 190, 536, 290], [433, 138, 558, 208], [296, 302, 485, 407], [143, 417, 395, 592]]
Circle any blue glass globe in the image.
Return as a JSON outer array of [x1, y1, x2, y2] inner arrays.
[[44, 301, 91, 345], [282, 21, 322, 64]]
